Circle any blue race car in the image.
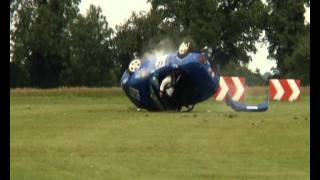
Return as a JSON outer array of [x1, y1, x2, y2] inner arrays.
[[121, 41, 269, 112]]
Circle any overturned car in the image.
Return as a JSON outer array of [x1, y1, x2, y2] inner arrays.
[[121, 42, 269, 112]]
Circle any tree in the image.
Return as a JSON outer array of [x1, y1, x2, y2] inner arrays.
[[60, 5, 117, 86], [264, 0, 309, 79], [11, 1, 119, 87], [11, 0, 81, 87], [113, 12, 148, 73], [113, 10, 179, 72], [10, 61, 30, 88], [148, 0, 268, 68], [10, 0, 35, 87], [283, 25, 309, 84]]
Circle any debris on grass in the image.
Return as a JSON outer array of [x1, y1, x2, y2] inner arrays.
[[223, 113, 238, 119]]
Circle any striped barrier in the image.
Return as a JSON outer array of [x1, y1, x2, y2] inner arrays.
[[214, 76, 246, 101], [269, 79, 301, 101]]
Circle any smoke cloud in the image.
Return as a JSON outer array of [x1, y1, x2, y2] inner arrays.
[[142, 38, 177, 61]]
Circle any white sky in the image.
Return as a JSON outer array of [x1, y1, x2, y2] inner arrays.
[[79, 0, 310, 74]]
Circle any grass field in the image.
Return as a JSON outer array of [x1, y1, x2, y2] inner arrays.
[[10, 87, 310, 180]]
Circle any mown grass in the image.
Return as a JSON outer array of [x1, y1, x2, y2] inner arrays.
[[10, 87, 310, 180]]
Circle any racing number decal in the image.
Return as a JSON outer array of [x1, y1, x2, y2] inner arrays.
[[155, 55, 167, 69]]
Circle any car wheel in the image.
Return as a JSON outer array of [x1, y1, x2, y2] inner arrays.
[[177, 41, 191, 58], [128, 59, 141, 73]]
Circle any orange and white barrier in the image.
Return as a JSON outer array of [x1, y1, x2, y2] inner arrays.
[[269, 79, 301, 101], [214, 76, 246, 101]]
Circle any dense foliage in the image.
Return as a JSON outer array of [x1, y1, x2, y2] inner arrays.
[[10, 0, 310, 87]]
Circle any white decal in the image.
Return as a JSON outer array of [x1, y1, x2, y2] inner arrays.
[[155, 55, 167, 69]]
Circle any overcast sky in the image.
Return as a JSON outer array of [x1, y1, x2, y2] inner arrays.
[[79, 0, 310, 74]]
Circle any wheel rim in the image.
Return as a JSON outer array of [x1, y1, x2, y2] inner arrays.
[[129, 59, 141, 73], [178, 41, 190, 55]]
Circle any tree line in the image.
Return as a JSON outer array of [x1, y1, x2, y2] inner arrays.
[[10, 0, 310, 88]]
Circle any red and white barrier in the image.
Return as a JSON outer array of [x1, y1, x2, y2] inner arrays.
[[269, 79, 301, 101], [214, 76, 246, 101]]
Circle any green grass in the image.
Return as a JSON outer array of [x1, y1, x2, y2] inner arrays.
[[10, 87, 310, 180]]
